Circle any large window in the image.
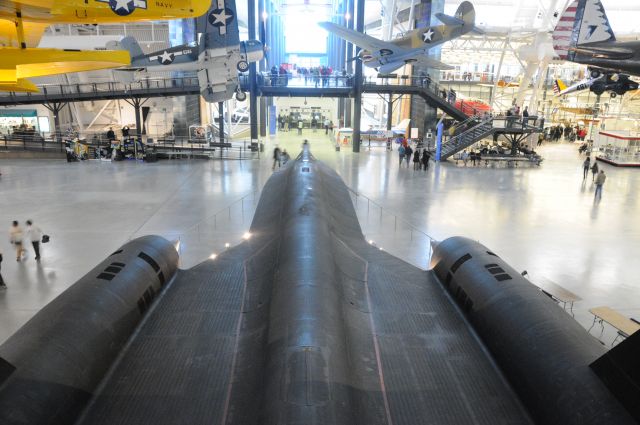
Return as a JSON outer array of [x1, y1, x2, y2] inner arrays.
[[284, 11, 328, 54]]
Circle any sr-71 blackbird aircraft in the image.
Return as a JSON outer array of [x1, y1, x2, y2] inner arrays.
[[116, 0, 262, 102], [553, 0, 640, 78], [0, 143, 638, 425], [318, 1, 481, 74], [0, 0, 209, 92]]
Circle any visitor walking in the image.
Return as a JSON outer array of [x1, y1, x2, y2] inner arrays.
[[398, 144, 406, 167], [0, 250, 5, 289], [324, 118, 330, 135], [421, 149, 430, 170], [9, 221, 24, 261], [462, 150, 469, 166], [594, 170, 606, 199], [583, 157, 591, 179], [297, 119, 303, 135], [591, 162, 599, 182], [272, 147, 281, 170], [26, 220, 43, 261], [404, 145, 413, 167], [281, 149, 290, 165], [413, 150, 421, 170]]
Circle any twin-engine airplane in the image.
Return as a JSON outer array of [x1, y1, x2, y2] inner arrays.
[[318, 1, 481, 74], [0, 0, 209, 92], [553, 73, 639, 98], [553, 0, 640, 78], [116, 0, 262, 102]]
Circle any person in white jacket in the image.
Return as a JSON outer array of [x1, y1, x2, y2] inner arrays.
[[9, 221, 24, 261], [26, 220, 43, 261]]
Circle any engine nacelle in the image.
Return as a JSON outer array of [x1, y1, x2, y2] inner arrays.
[[430, 237, 636, 425], [240, 39, 264, 64]]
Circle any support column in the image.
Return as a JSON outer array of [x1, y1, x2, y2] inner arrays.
[[351, 0, 365, 152], [44, 101, 67, 149], [260, 97, 267, 137], [133, 99, 142, 143], [387, 94, 393, 130], [248, 0, 258, 141], [218, 101, 224, 143]]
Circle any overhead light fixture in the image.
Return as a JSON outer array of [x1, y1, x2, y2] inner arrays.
[[209, 253, 217, 260], [225, 242, 230, 248], [243, 232, 252, 240], [344, 12, 351, 21], [262, 11, 268, 20]]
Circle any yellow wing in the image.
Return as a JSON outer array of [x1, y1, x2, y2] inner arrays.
[[0, 48, 131, 92], [0, 79, 39, 92], [0, 19, 49, 47], [0, 0, 210, 24]]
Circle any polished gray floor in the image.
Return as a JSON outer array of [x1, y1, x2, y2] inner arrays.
[[0, 132, 638, 347]]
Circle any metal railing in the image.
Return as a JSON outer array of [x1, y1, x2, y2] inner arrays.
[[0, 77, 201, 103], [363, 75, 486, 117], [347, 187, 436, 265], [257, 73, 352, 88], [1, 134, 63, 152]]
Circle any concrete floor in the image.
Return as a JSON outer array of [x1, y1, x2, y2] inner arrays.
[[1, 131, 638, 347]]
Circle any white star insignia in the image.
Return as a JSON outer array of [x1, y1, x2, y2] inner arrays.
[[212, 10, 232, 25], [423, 28, 434, 42], [159, 51, 173, 64], [113, 0, 130, 12]]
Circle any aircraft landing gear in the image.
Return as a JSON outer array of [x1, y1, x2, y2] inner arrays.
[[237, 60, 249, 72], [235, 89, 247, 102], [590, 69, 602, 79], [610, 92, 617, 98]]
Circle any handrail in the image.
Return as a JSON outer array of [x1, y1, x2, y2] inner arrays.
[[346, 187, 436, 262]]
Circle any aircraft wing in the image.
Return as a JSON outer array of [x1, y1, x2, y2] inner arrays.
[[571, 45, 634, 60], [0, 0, 210, 24], [0, 48, 130, 92], [318, 21, 408, 56], [414, 54, 454, 70], [0, 19, 48, 48]]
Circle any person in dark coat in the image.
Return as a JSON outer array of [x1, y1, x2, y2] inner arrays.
[[0, 251, 5, 289], [421, 149, 430, 170], [412, 150, 421, 170]]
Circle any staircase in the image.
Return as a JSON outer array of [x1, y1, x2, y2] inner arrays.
[[439, 117, 494, 160]]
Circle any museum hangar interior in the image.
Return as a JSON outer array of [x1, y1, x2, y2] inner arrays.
[[0, 0, 639, 424]]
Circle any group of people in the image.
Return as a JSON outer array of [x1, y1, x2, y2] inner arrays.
[[397, 142, 431, 170], [272, 147, 291, 170], [277, 115, 335, 135], [582, 157, 607, 199], [298, 66, 346, 88], [545, 124, 587, 143], [269, 65, 291, 87], [1, 220, 45, 290]]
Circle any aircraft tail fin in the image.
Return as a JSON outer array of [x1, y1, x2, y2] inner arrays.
[[119, 36, 145, 61], [553, 79, 567, 95], [553, 0, 616, 61], [197, 0, 240, 50], [590, 329, 640, 422], [435, 1, 475, 28]]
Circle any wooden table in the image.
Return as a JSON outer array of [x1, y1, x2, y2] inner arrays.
[[588, 306, 640, 345], [534, 277, 582, 315]]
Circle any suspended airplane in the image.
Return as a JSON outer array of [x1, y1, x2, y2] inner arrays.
[[553, 73, 639, 98], [318, 1, 482, 74], [116, 0, 262, 102], [553, 0, 640, 78], [0, 0, 209, 92]]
